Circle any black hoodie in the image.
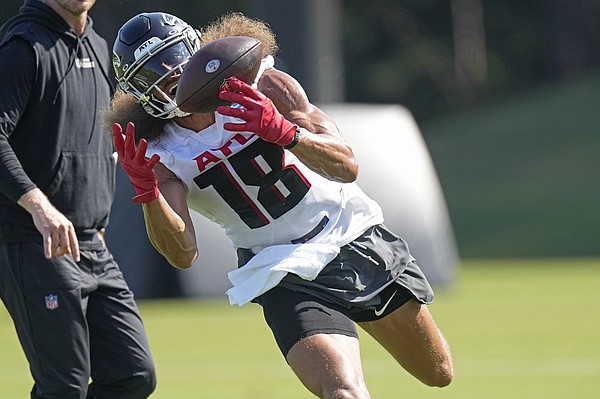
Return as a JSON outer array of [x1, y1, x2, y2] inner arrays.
[[0, 0, 115, 242]]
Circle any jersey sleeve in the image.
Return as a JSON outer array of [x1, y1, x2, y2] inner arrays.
[[0, 37, 38, 203]]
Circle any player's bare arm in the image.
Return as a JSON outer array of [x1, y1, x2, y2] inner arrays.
[[258, 69, 359, 183], [218, 72, 359, 183], [112, 122, 198, 269], [142, 163, 198, 269]]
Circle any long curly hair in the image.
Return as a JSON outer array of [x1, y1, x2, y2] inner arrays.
[[104, 90, 170, 143], [103, 11, 278, 143], [200, 12, 278, 57]]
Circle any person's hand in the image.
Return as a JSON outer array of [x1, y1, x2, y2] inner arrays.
[[217, 77, 297, 146], [112, 122, 161, 204], [18, 188, 80, 262]]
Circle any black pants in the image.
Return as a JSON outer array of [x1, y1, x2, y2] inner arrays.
[[0, 240, 156, 399]]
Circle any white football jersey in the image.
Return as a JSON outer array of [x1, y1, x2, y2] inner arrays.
[[146, 112, 384, 253]]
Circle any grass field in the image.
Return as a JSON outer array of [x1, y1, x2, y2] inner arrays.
[[1, 258, 599, 398], [421, 71, 600, 258]]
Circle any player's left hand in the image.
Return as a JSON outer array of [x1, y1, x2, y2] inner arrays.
[[217, 77, 297, 146]]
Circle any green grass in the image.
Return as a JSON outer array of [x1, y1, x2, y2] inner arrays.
[[1, 258, 599, 398], [421, 72, 600, 257]]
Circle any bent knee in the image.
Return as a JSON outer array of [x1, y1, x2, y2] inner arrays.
[[115, 368, 157, 398], [88, 368, 156, 399], [324, 385, 371, 399], [134, 368, 158, 398], [422, 360, 454, 387]]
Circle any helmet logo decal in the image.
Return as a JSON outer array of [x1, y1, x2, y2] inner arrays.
[[112, 51, 123, 69], [205, 59, 220, 73], [162, 13, 183, 27], [134, 37, 162, 60]]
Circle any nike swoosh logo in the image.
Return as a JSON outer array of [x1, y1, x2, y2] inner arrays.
[[374, 290, 397, 317]]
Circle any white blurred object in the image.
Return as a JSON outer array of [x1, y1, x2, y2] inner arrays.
[[324, 104, 459, 287]]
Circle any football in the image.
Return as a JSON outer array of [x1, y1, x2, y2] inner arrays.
[[176, 36, 263, 114]]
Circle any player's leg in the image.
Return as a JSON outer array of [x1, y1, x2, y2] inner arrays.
[[85, 247, 156, 399], [259, 286, 371, 399], [0, 242, 92, 398], [358, 298, 454, 387], [287, 333, 370, 399], [341, 225, 453, 387]]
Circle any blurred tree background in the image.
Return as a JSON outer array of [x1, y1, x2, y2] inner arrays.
[[1, 0, 598, 259], [343, 0, 600, 121]]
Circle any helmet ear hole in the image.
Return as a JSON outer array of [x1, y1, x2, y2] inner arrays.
[[112, 12, 199, 119]]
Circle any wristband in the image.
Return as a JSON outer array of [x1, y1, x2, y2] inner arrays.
[[283, 128, 301, 149]]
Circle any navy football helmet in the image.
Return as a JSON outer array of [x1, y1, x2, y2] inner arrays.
[[113, 12, 201, 119]]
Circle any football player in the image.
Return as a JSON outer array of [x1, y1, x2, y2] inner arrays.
[[108, 11, 453, 398]]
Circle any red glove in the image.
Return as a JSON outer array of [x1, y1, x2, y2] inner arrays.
[[112, 122, 161, 204], [217, 77, 297, 146]]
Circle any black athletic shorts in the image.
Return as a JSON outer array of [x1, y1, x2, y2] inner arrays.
[[249, 224, 435, 357]]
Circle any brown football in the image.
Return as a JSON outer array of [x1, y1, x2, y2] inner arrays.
[[176, 36, 263, 113]]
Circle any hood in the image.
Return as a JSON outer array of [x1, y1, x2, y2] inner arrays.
[[0, 0, 94, 41], [0, 0, 113, 104]]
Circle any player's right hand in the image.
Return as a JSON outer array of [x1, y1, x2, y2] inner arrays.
[[217, 77, 297, 147], [112, 122, 161, 204]]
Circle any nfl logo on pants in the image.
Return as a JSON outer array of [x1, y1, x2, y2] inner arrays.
[[45, 294, 58, 310]]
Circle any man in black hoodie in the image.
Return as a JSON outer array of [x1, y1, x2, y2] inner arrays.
[[0, 1, 156, 398]]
